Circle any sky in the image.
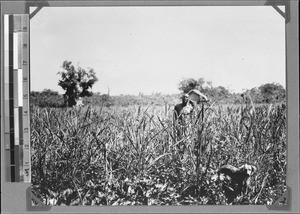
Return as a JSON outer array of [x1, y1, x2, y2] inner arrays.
[[30, 6, 286, 96]]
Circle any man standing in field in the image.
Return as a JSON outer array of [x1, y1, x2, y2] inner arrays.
[[173, 93, 194, 154], [174, 93, 194, 122], [174, 90, 209, 153], [174, 90, 208, 122], [174, 92, 202, 140]]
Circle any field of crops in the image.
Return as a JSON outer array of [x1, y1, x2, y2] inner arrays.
[[31, 102, 286, 205]]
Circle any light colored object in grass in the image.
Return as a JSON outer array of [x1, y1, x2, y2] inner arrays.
[[75, 97, 84, 107], [188, 89, 209, 104], [182, 103, 193, 114]]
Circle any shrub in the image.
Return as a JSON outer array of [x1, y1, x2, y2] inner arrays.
[[30, 89, 65, 108]]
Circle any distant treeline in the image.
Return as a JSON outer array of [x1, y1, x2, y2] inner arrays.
[[30, 90, 65, 108], [30, 82, 285, 108]]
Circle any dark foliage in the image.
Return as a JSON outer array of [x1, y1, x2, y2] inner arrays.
[[217, 164, 256, 203], [57, 60, 98, 107], [30, 90, 65, 108]]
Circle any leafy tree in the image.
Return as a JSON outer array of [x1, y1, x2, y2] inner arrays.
[[215, 86, 230, 98], [57, 61, 98, 107], [258, 83, 285, 103], [178, 78, 206, 93]]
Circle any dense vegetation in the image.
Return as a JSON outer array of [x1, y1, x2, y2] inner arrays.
[[30, 77, 286, 205], [31, 101, 286, 205], [30, 90, 65, 108], [31, 81, 285, 108]]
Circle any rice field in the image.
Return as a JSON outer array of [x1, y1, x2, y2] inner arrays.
[[30, 102, 286, 205]]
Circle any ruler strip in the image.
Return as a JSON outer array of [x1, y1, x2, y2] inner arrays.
[[4, 15, 9, 84], [4, 15, 11, 155], [10, 149, 15, 165], [19, 70, 23, 106], [5, 146, 11, 182], [21, 15, 29, 32], [14, 65, 20, 181], [13, 33, 18, 69], [4, 133, 10, 150], [19, 147, 24, 182], [8, 15, 16, 182], [15, 145, 20, 182], [4, 15, 11, 181], [14, 108, 19, 146], [6, 166, 11, 182], [10, 129, 14, 149], [4, 14, 30, 182], [18, 33, 23, 69], [21, 15, 31, 183], [13, 15, 21, 182], [19, 107, 23, 145], [4, 100, 10, 133], [11, 166, 15, 182], [13, 70, 19, 106]]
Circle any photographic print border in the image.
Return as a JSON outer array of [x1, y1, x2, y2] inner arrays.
[[1, 0, 299, 213]]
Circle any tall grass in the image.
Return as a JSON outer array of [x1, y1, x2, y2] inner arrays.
[[31, 102, 286, 205]]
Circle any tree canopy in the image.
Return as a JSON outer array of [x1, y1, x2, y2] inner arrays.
[[258, 83, 286, 103], [57, 61, 98, 107]]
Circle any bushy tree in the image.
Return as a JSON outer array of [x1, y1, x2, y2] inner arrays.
[[258, 83, 286, 103], [178, 78, 206, 93], [57, 61, 98, 107]]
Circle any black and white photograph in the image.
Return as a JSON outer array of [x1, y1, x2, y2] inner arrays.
[[29, 5, 287, 206]]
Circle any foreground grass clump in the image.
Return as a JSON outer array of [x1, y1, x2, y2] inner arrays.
[[31, 103, 286, 205]]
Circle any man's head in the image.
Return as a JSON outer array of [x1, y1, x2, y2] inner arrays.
[[182, 94, 189, 104]]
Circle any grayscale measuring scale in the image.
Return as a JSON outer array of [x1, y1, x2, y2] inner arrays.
[[4, 14, 30, 182]]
